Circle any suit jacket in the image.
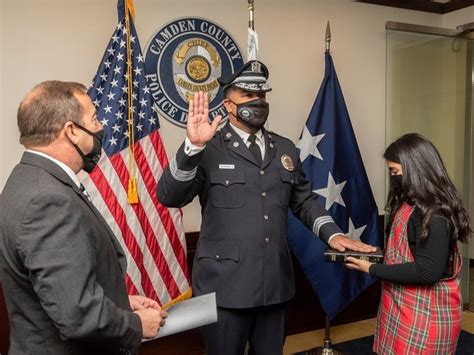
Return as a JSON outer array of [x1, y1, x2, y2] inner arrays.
[[157, 123, 342, 308], [0, 152, 142, 354]]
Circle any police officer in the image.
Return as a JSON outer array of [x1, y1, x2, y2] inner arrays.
[[157, 61, 375, 355]]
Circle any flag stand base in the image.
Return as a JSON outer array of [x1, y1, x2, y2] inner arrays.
[[298, 316, 344, 355], [300, 340, 344, 355]]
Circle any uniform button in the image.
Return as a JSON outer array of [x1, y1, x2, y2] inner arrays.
[[261, 192, 267, 197], [216, 254, 220, 259], [260, 170, 265, 175], [264, 215, 269, 220], [233, 142, 239, 147], [265, 237, 270, 243], [225, 180, 229, 185]]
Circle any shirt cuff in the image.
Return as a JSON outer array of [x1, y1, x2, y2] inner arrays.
[[184, 137, 205, 156], [327, 233, 342, 245], [369, 263, 377, 276]]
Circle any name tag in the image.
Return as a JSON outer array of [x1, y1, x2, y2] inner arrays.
[[219, 164, 235, 170]]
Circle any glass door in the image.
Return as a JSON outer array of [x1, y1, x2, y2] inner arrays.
[[386, 21, 474, 307]]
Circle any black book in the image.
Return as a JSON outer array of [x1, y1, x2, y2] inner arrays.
[[324, 246, 384, 263]]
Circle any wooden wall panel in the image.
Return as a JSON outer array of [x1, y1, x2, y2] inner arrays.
[[0, 228, 382, 354]]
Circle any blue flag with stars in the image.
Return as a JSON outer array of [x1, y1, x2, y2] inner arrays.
[[287, 52, 381, 319]]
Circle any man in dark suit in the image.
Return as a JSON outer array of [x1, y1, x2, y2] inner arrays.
[[157, 61, 375, 355], [0, 81, 167, 354]]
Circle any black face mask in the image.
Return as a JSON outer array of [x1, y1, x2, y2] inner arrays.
[[72, 123, 104, 173], [390, 174, 403, 194], [230, 98, 269, 130]]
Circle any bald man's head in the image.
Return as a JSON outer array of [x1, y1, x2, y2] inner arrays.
[[17, 81, 87, 147]]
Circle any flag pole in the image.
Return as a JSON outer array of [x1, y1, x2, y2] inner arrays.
[[247, 0, 258, 62], [312, 20, 344, 355], [315, 21, 344, 355], [310, 316, 343, 355], [325, 21, 331, 53], [248, 0, 255, 31], [125, 0, 139, 204]]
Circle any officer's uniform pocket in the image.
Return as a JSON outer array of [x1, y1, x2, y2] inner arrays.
[[209, 169, 245, 208], [194, 238, 241, 298], [196, 237, 241, 263], [279, 168, 297, 206]]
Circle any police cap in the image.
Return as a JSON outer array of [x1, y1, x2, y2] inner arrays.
[[218, 60, 272, 93]]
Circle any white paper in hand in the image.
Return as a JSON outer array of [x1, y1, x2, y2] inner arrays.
[[147, 292, 217, 340]]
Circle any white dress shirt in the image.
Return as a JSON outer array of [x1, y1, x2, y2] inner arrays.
[[25, 149, 82, 188], [184, 122, 265, 159]]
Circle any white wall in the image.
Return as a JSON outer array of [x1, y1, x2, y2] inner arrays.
[[1, 0, 472, 232], [442, 5, 474, 28], [0, 0, 4, 176]]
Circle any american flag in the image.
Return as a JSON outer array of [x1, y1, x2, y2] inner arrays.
[[81, 0, 190, 306]]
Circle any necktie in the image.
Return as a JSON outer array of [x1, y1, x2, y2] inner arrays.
[[79, 183, 92, 202], [248, 134, 262, 165]]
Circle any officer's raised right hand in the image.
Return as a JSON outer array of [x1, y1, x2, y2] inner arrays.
[[187, 91, 222, 147]]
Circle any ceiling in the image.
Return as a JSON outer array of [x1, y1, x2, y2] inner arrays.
[[357, 0, 474, 14]]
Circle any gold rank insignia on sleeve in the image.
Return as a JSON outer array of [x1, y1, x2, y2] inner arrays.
[[281, 154, 295, 171]]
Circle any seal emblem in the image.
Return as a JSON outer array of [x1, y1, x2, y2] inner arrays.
[[281, 154, 295, 171], [144, 18, 244, 127]]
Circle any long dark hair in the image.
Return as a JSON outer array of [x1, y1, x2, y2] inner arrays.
[[384, 133, 471, 242]]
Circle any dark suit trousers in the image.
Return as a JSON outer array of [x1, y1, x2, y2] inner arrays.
[[201, 302, 289, 355]]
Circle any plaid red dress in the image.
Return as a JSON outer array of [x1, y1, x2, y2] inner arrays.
[[373, 202, 462, 354]]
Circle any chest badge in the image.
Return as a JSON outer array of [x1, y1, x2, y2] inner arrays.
[[281, 154, 295, 171]]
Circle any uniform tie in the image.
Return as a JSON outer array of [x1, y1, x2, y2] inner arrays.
[[79, 183, 92, 202], [248, 134, 262, 166]]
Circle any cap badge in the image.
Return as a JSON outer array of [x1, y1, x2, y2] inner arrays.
[[251, 61, 261, 73], [281, 154, 295, 171]]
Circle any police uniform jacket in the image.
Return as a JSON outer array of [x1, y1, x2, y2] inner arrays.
[[157, 122, 342, 309]]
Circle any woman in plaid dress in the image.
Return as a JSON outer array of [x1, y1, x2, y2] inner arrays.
[[346, 133, 471, 354]]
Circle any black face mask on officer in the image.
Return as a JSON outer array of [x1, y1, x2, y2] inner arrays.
[[71, 123, 104, 173], [229, 98, 270, 130]]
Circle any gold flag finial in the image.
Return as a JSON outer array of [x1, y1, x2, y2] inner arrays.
[[125, 0, 135, 20], [325, 21, 331, 53]]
